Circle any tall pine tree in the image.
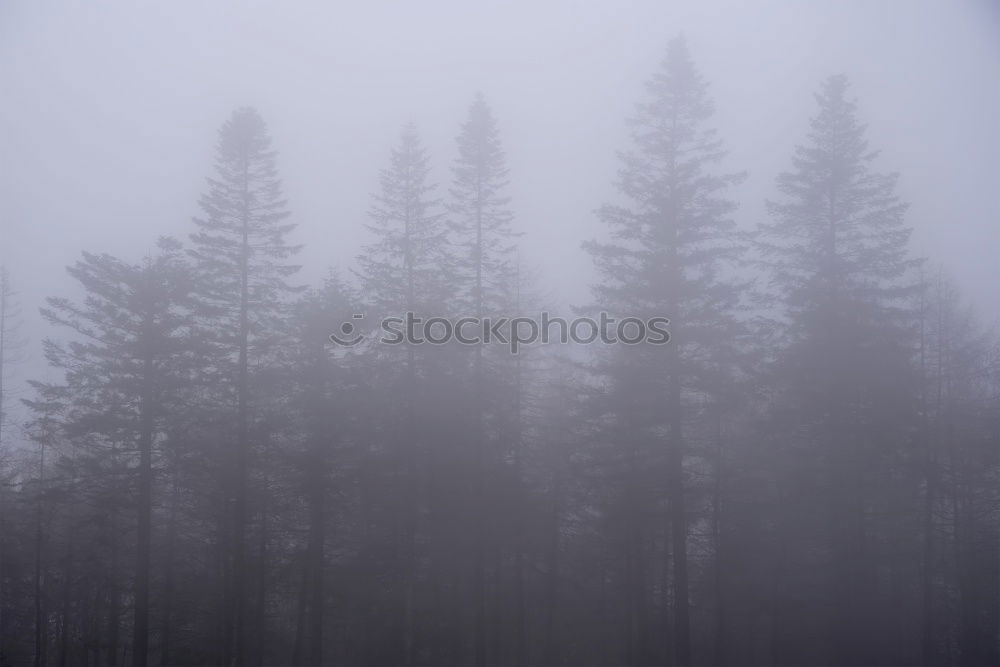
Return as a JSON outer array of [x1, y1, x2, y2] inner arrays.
[[584, 35, 747, 666], [449, 93, 519, 667], [35, 239, 197, 666], [355, 123, 451, 665], [757, 74, 921, 666], [188, 107, 300, 666]]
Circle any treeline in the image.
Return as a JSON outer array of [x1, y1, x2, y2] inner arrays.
[[0, 36, 998, 667]]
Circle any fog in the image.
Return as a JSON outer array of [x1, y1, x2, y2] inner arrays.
[[4, 2, 998, 347], [1, 2, 999, 666]]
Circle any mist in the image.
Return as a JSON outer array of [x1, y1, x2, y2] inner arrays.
[[1, 2, 999, 666]]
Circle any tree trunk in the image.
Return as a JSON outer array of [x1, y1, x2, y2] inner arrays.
[[33, 445, 46, 667], [58, 539, 73, 667], [667, 370, 690, 665], [307, 467, 325, 667], [160, 472, 179, 667], [131, 333, 154, 667], [229, 147, 253, 667]]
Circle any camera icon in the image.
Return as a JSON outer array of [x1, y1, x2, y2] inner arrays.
[[329, 313, 366, 346]]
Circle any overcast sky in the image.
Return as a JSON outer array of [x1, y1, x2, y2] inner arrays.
[[1, 1, 998, 415]]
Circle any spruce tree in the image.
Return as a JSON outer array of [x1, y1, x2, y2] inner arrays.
[[0, 266, 25, 664], [449, 93, 519, 667], [449, 93, 517, 320], [584, 35, 747, 665], [355, 123, 451, 665], [358, 123, 450, 321], [188, 107, 299, 666], [285, 274, 359, 667], [35, 239, 197, 666], [0, 266, 25, 454], [916, 270, 999, 666], [757, 74, 921, 665]]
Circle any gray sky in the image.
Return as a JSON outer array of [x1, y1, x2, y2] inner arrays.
[[1, 1, 999, 421]]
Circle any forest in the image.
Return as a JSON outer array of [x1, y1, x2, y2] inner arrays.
[[1, 7, 999, 667]]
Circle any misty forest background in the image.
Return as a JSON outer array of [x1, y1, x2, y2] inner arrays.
[[1, 34, 999, 667]]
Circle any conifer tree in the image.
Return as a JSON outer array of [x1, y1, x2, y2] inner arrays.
[[0, 266, 25, 454], [188, 107, 300, 666], [449, 93, 519, 667], [285, 274, 359, 667], [355, 123, 451, 665], [584, 35, 747, 665], [0, 265, 25, 664], [450, 93, 517, 320], [757, 74, 921, 665], [37, 239, 197, 666], [358, 123, 450, 321], [916, 270, 999, 666]]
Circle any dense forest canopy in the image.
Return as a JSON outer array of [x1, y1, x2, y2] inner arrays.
[[1, 3, 998, 667]]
